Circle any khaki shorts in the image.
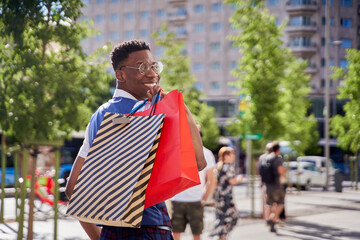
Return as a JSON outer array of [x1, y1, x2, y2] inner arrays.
[[266, 189, 285, 205], [171, 201, 204, 235]]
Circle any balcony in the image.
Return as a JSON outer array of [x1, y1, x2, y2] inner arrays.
[[287, 42, 317, 58], [176, 31, 187, 40], [286, 0, 317, 13], [168, 0, 186, 2], [168, 9, 187, 22], [305, 62, 317, 74], [286, 22, 317, 34]]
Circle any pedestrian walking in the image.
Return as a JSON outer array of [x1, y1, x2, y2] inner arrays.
[[262, 142, 286, 233], [257, 142, 274, 221], [171, 125, 217, 240], [211, 146, 243, 240]]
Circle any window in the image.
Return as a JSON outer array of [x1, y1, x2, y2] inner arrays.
[[322, 0, 334, 5], [211, 62, 221, 70], [275, 17, 279, 26], [290, 0, 317, 5], [82, 0, 90, 6], [211, 23, 222, 31], [340, 39, 351, 48], [110, 32, 119, 40], [340, 0, 352, 7], [340, 59, 349, 69], [230, 41, 238, 49], [126, 0, 134, 2], [230, 61, 237, 70], [125, 12, 135, 20], [110, 14, 119, 21], [194, 82, 203, 91], [211, 82, 221, 90], [268, 0, 279, 6], [177, 26, 186, 36], [111, 0, 120, 2], [322, 17, 334, 26], [289, 37, 312, 47], [140, 30, 149, 38], [95, 15, 104, 23], [321, 79, 333, 88], [212, 3, 222, 11], [194, 24, 204, 33], [340, 18, 352, 28], [176, 7, 186, 16], [157, 9, 166, 18], [155, 47, 165, 56], [321, 58, 333, 67], [210, 42, 221, 51], [289, 16, 312, 26], [194, 4, 204, 13], [95, 33, 103, 41], [193, 63, 204, 72], [96, 0, 104, 4], [194, 43, 204, 53], [141, 11, 150, 19], [125, 30, 134, 39]]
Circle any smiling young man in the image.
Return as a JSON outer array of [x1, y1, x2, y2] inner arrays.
[[65, 40, 206, 240]]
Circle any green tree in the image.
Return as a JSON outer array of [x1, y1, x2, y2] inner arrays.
[[153, 24, 220, 150], [0, 1, 113, 143], [280, 57, 319, 155], [225, 0, 318, 154], [330, 49, 360, 154], [0, 1, 113, 238], [224, 0, 286, 142]]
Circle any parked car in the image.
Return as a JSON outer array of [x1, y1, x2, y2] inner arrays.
[[286, 161, 328, 190], [297, 156, 336, 180]]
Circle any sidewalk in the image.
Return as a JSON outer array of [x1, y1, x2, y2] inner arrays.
[[1, 182, 359, 239]]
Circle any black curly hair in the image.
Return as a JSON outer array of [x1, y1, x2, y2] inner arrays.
[[110, 39, 150, 71]]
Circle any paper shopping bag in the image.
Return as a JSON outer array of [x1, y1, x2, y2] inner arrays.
[[132, 90, 201, 208], [66, 112, 165, 227]]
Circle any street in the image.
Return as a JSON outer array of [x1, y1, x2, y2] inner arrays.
[[1, 182, 359, 240]]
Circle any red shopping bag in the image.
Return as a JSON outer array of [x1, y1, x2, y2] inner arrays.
[[132, 90, 201, 208]]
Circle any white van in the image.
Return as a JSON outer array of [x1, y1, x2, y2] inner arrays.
[[296, 156, 336, 177]]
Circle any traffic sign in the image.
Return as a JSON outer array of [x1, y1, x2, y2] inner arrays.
[[245, 133, 262, 140]]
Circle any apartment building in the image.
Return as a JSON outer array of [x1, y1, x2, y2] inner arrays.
[[80, 0, 359, 131]]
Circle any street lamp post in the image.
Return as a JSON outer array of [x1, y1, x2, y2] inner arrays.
[[324, 0, 330, 191], [324, 0, 342, 191]]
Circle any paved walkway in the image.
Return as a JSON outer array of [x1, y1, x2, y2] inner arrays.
[[1, 182, 359, 239]]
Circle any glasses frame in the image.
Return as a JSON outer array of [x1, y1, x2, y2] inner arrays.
[[118, 61, 163, 75]]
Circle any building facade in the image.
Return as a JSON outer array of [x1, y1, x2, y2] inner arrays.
[[80, 0, 359, 133]]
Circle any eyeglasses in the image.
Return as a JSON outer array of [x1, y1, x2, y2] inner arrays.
[[118, 61, 163, 75]]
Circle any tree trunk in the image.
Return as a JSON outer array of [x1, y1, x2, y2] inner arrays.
[[27, 147, 38, 240]]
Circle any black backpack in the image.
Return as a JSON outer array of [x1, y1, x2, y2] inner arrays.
[[259, 154, 277, 184]]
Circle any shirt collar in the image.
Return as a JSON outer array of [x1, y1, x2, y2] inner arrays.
[[113, 89, 137, 100]]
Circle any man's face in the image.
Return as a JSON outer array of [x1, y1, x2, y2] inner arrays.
[[116, 49, 160, 100]]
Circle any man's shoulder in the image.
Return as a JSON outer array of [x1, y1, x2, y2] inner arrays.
[[203, 147, 216, 167]]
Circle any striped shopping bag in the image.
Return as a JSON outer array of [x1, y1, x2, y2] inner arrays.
[[66, 112, 165, 228]]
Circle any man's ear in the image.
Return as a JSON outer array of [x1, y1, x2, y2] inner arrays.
[[115, 70, 126, 83]]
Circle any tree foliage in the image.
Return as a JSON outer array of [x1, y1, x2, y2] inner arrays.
[[280, 58, 319, 155], [0, 0, 113, 143], [225, 0, 318, 154], [225, 0, 286, 140], [153, 24, 220, 150], [330, 49, 360, 154]]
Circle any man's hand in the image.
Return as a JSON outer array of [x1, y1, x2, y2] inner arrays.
[[146, 86, 167, 102]]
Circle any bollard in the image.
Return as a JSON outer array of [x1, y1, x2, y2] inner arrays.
[[334, 169, 343, 192]]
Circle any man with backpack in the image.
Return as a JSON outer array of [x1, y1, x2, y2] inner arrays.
[[259, 142, 286, 233]]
